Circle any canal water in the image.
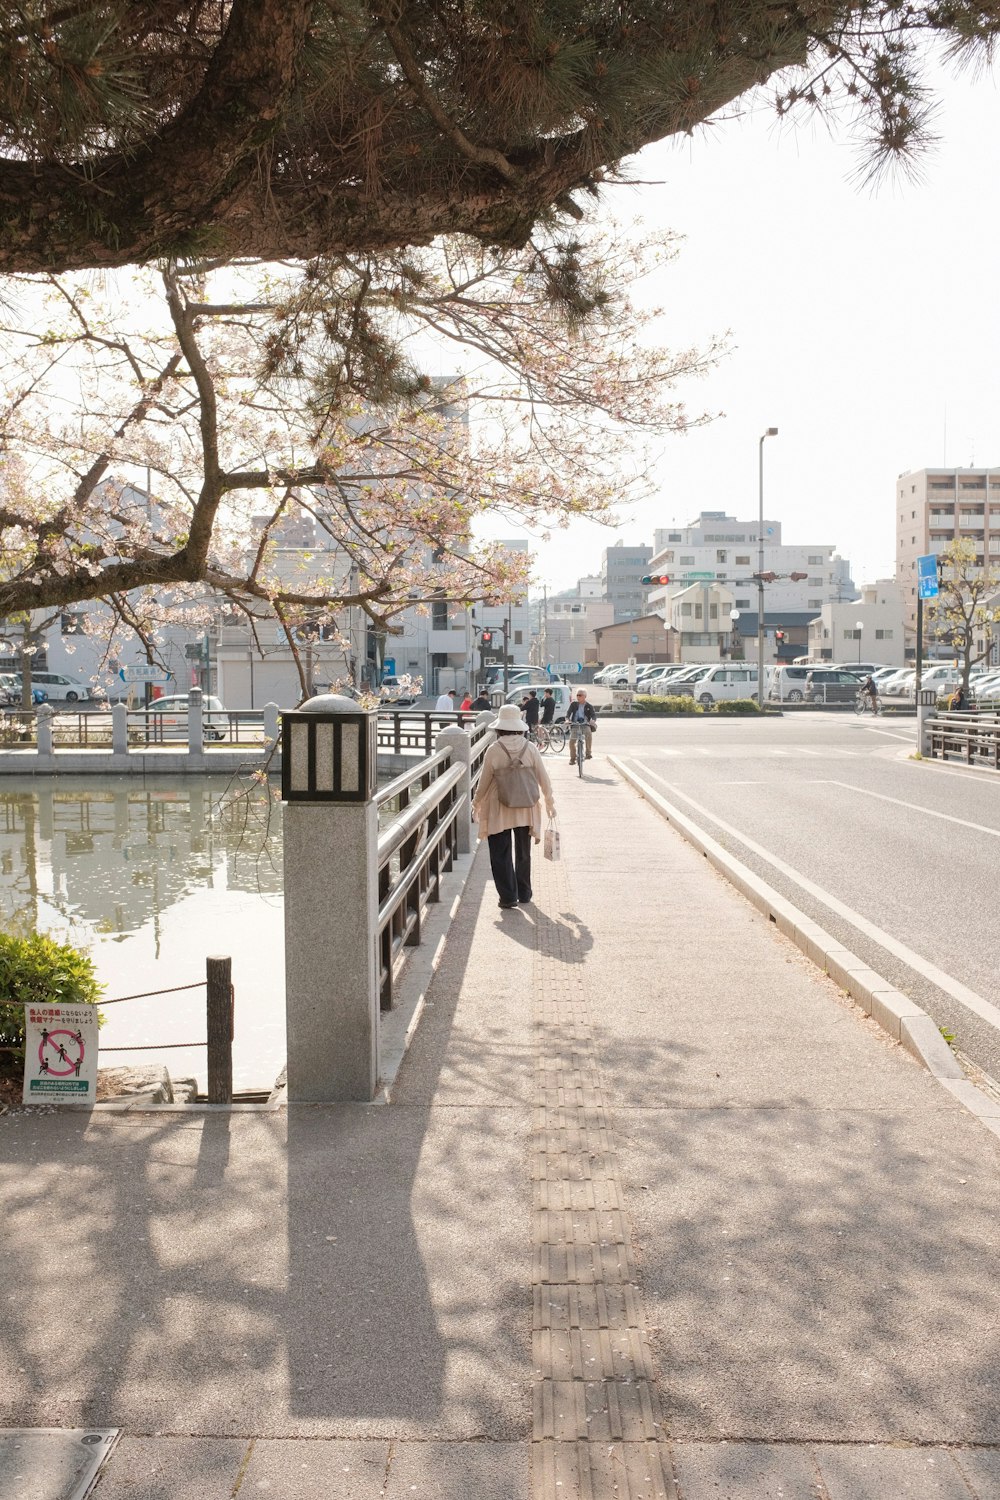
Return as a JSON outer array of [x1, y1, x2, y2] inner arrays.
[[0, 777, 286, 1092]]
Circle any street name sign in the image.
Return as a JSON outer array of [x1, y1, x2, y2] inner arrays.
[[120, 663, 162, 682]]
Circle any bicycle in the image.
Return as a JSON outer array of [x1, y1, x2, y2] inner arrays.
[[854, 691, 880, 716], [531, 721, 565, 755], [568, 722, 587, 777]]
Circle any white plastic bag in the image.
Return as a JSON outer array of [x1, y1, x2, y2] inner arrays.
[[543, 817, 561, 862]]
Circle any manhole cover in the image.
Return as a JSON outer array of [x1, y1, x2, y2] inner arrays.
[[0, 1429, 119, 1500]]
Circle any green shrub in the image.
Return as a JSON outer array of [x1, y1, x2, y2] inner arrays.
[[714, 698, 763, 715], [633, 694, 704, 715], [0, 931, 103, 1068]]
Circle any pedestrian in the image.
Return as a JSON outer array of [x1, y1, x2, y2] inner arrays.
[[473, 703, 556, 910], [470, 690, 491, 712], [566, 688, 597, 765], [950, 683, 967, 711], [522, 688, 540, 729], [460, 692, 472, 710], [435, 688, 457, 712], [541, 687, 556, 726]]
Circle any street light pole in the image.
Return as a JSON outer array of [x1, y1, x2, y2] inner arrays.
[[855, 619, 864, 666], [757, 428, 778, 695]]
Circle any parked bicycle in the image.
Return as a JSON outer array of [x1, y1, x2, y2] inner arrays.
[[530, 722, 566, 755]]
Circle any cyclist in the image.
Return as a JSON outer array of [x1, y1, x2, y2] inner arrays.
[[566, 689, 597, 766], [521, 689, 540, 732], [860, 673, 879, 711], [540, 688, 556, 727]]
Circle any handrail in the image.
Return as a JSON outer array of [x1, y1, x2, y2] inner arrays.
[[375, 744, 466, 1011], [927, 710, 1000, 770]]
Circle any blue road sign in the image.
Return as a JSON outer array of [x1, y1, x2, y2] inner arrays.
[[917, 554, 939, 600]]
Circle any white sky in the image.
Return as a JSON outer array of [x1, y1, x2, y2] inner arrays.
[[518, 51, 1000, 597]]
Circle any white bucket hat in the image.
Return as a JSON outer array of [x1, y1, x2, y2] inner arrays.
[[493, 703, 528, 733]]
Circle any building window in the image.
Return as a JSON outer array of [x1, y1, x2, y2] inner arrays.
[[844, 628, 861, 641], [875, 629, 893, 640], [680, 602, 692, 616], [60, 612, 85, 635], [807, 555, 824, 565], [716, 550, 727, 564], [735, 598, 750, 608], [735, 555, 750, 566], [808, 577, 822, 585], [709, 603, 718, 619], [694, 603, 703, 619], [680, 555, 695, 565], [431, 598, 448, 629], [808, 599, 822, 609], [514, 630, 523, 645]]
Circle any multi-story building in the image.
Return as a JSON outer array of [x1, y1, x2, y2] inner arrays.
[[806, 580, 907, 667], [640, 511, 851, 663], [601, 542, 654, 622], [534, 591, 614, 670], [896, 467, 1000, 639]]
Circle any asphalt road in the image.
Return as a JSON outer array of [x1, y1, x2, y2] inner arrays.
[[601, 710, 1000, 1087]]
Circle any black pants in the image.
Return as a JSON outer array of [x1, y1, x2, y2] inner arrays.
[[488, 826, 533, 905]]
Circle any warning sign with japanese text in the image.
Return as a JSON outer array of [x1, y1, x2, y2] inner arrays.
[[22, 1003, 99, 1106]]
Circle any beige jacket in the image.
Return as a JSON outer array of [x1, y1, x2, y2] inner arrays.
[[473, 735, 555, 841]]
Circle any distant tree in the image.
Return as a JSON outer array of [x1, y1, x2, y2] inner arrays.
[[0, 230, 721, 663], [931, 539, 1000, 690], [0, 2, 994, 275]]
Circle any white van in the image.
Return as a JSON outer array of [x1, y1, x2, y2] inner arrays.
[[503, 681, 572, 722], [768, 665, 815, 703], [13, 671, 90, 702], [683, 663, 759, 706]]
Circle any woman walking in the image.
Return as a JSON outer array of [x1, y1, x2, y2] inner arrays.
[[473, 703, 556, 910]]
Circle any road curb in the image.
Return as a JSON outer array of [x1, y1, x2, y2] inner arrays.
[[610, 755, 1000, 1142]]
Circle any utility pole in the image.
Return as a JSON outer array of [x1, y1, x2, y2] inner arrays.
[[502, 617, 510, 698], [758, 427, 778, 686]]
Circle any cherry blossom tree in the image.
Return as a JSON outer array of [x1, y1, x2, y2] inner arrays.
[[0, 229, 724, 675]]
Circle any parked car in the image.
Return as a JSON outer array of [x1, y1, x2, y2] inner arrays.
[[378, 675, 418, 706], [1, 673, 48, 706], [143, 694, 228, 740], [638, 665, 687, 693], [11, 671, 90, 702], [593, 663, 627, 684], [503, 681, 571, 721], [803, 669, 868, 704], [767, 665, 815, 703], [683, 663, 759, 706], [654, 664, 715, 695]]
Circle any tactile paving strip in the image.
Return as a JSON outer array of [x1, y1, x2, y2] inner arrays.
[[531, 862, 676, 1500]]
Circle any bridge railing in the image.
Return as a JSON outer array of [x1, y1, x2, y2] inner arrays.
[[927, 709, 1000, 770]]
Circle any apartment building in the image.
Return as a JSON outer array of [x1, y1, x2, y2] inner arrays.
[[645, 512, 848, 618], [601, 541, 654, 622], [896, 467, 1000, 636]]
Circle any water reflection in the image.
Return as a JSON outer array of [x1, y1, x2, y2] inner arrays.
[[0, 777, 285, 1091]]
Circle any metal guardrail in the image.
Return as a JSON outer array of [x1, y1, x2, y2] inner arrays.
[[376, 709, 482, 757], [0, 710, 38, 747], [374, 719, 493, 1011], [927, 709, 1000, 769]]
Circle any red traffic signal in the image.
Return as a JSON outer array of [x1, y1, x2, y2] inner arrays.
[[481, 630, 492, 644], [641, 573, 671, 585], [775, 630, 787, 643], [754, 571, 777, 583]]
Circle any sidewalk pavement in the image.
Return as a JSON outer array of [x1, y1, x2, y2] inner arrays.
[[3, 754, 1000, 1499]]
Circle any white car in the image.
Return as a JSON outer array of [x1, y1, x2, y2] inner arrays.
[[12, 670, 90, 702], [143, 694, 228, 741]]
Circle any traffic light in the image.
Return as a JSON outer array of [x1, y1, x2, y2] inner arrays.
[[753, 571, 777, 583], [789, 571, 807, 582], [775, 630, 787, 643], [481, 630, 492, 645], [640, 573, 671, 585]]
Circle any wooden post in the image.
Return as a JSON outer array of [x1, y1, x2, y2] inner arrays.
[[206, 955, 233, 1105]]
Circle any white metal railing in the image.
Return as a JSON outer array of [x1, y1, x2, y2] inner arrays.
[[927, 709, 1000, 770], [374, 719, 493, 1009]]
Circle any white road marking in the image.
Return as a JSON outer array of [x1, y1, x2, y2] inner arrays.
[[629, 758, 1000, 1035], [813, 780, 1000, 839]]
